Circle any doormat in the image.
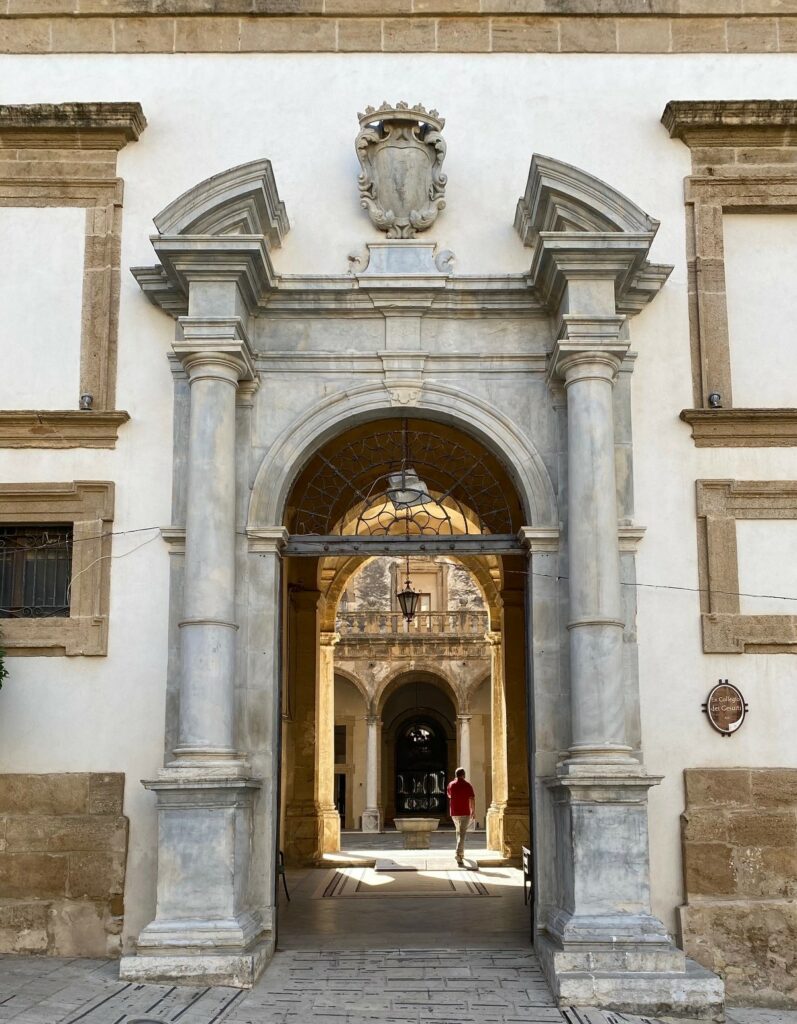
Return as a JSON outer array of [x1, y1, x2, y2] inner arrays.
[[315, 867, 495, 899]]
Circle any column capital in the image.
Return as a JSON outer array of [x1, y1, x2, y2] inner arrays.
[[319, 630, 340, 648], [518, 525, 560, 553], [547, 314, 628, 387], [365, 713, 381, 726], [485, 629, 502, 646], [456, 713, 473, 723], [174, 316, 255, 381], [247, 526, 288, 554]]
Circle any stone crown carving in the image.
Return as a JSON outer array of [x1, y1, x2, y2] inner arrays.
[[356, 101, 446, 239]]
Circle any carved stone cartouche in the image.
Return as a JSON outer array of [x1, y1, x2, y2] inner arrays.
[[355, 101, 446, 239]]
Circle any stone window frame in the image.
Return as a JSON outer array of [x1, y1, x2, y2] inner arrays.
[[663, 101, 797, 447], [696, 479, 797, 654], [0, 103, 145, 448], [0, 481, 114, 656]]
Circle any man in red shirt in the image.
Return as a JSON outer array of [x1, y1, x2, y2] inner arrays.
[[446, 767, 476, 866]]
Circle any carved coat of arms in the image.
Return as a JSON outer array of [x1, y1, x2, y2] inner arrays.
[[356, 102, 446, 239]]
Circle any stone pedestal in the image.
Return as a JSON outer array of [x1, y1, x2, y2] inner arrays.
[[394, 817, 439, 849]]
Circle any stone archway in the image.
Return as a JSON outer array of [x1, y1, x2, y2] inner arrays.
[[122, 151, 722, 1019]]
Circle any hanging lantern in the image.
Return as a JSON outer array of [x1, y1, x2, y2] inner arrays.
[[396, 558, 420, 623]]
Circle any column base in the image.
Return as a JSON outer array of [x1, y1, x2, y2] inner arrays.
[[120, 937, 273, 988], [361, 808, 381, 832], [537, 934, 724, 1018]]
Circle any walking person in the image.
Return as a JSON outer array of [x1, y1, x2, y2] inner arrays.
[[447, 767, 475, 866]]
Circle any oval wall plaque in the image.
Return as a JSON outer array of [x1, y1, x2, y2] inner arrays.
[[703, 681, 747, 736]]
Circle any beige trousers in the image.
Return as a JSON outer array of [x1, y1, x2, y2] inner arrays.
[[453, 815, 470, 860]]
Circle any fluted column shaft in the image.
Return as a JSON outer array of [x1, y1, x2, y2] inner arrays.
[[175, 352, 242, 761], [562, 351, 629, 760]]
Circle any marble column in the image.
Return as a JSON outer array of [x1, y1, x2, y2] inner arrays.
[[121, 322, 265, 987], [560, 350, 630, 763], [456, 714, 472, 777], [485, 631, 508, 854], [174, 352, 245, 763], [362, 713, 382, 832]]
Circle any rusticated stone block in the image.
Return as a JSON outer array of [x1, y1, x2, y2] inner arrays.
[[51, 17, 114, 52], [0, 774, 90, 815], [684, 767, 751, 808], [671, 16, 727, 51], [113, 16, 176, 52], [0, 900, 50, 953], [437, 16, 489, 50], [750, 768, 797, 807], [734, 845, 797, 899], [681, 808, 729, 843], [728, 810, 797, 848], [382, 17, 436, 50], [88, 773, 125, 815], [683, 842, 736, 896], [560, 15, 617, 51], [337, 18, 382, 50], [0, 853, 68, 899], [49, 898, 121, 957], [5, 815, 128, 854], [239, 16, 337, 51], [67, 852, 126, 899], [679, 900, 797, 1007], [726, 16, 777, 52], [491, 15, 559, 50]]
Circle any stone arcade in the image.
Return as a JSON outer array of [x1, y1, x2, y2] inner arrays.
[[114, 137, 722, 1014]]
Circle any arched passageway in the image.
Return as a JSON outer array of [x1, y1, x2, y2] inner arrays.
[[278, 415, 535, 870]]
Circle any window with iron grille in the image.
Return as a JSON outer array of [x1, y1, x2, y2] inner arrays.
[[0, 525, 73, 619]]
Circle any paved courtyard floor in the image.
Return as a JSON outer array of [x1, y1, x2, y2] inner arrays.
[[0, 833, 795, 1023]]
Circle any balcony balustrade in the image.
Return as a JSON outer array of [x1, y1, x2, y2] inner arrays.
[[336, 609, 488, 637]]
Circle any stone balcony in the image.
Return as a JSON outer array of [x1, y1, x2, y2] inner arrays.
[[335, 610, 490, 661]]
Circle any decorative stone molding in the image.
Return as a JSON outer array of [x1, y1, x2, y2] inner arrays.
[[0, 411, 130, 449], [664, 100, 797, 443], [4, 11, 797, 55], [681, 408, 797, 448], [356, 102, 446, 239], [133, 159, 289, 317], [0, 481, 114, 656], [696, 479, 797, 653], [516, 155, 672, 315], [0, 103, 145, 447]]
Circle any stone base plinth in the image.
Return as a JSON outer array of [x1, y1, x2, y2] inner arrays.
[[537, 935, 724, 1018], [361, 808, 381, 832], [679, 900, 797, 1008], [120, 938, 273, 988]]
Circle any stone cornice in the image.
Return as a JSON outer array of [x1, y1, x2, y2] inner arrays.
[[663, 100, 797, 143], [681, 408, 797, 447], [0, 103, 146, 149], [0, 410, 130, 449]]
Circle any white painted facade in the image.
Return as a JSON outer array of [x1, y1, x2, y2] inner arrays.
[[0, 50, 796, 1009]]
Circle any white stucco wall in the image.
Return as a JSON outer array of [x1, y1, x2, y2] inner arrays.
[[724, 212, 797, 408], [0, 206, 84, 409], [0, 51, 796, 949]]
